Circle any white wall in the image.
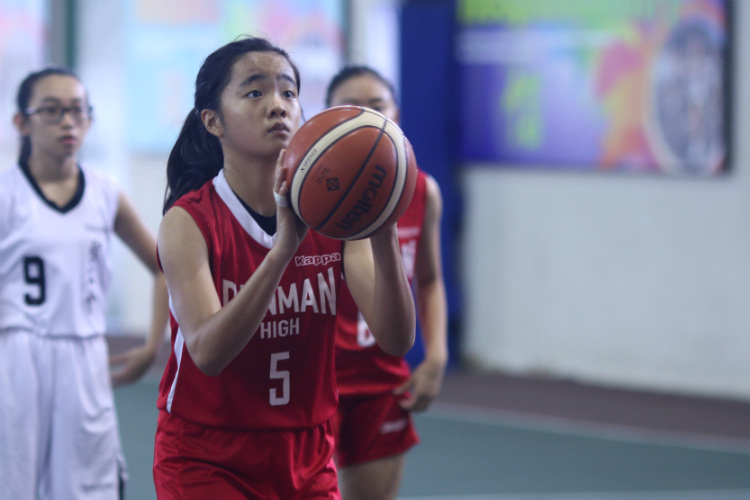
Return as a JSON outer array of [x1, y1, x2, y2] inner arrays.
[[347, 0, 400, 88], [461, 3, 750, 400]]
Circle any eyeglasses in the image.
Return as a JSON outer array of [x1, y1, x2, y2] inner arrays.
[[24, 104, 93, 125]]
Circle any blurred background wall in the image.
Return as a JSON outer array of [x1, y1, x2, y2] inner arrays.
[[446, 1, 750, 400], [1, 0, 747, 401]]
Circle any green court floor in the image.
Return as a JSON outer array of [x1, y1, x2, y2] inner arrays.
[[114, 380, 750, 500]]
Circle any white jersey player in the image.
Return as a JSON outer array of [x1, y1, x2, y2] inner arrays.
[[0, 67, 168, 500]]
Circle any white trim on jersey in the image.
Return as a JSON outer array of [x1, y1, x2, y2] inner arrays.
[[166, 328, 185, 414], [213, 170, 276, 249]]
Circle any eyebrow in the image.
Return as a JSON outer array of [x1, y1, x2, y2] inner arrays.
[[239, 74, 265, 87], [278, 73, 297, 86], [341, 97, 386, 106], [239, 72, 297, 88], [37, 97, 85, 104]]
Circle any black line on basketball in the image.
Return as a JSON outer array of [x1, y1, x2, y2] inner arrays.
[[293, 132, 359, 214], [313, 119, 391, 232]]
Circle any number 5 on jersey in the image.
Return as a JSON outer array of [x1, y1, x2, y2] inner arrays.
[[269, 351, 290, 406]]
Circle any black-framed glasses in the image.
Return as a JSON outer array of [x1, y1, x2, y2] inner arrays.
[[24, 104, 93, 125]]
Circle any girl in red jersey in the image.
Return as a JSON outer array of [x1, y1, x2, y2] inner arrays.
[[325, 65, 449, 500], [152, 37, 416, 500]]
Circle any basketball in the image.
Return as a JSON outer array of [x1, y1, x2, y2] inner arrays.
[[282, 105, 418, 240]]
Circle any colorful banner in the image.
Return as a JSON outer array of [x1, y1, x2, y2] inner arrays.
[[456, 0, 731, 174]]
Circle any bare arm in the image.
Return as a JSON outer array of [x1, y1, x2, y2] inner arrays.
[[344, 225, 416, 357], [158, 155, 307, 376], [110, 191, 169, 386], [395, 175, 448, 411]]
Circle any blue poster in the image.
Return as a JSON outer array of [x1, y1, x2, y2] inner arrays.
[[456, 0, 730, 174]]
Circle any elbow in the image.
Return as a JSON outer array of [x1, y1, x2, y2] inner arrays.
[[193, 357, 228, 377], [392, 331, 416, 357], [195, 361, 225, 377], [378, 322, 416, 357], [185, 340, 229, 377], [384, 305, 417, 356]]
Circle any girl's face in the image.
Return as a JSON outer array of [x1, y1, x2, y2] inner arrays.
[[210, 51, 301, 161], [16, 74, 91, 162], [329, 74, 399, 123]]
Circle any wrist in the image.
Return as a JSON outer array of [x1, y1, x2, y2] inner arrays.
[[369, 225, 399, 253], [423, 350, 448, 368], [265, 246, 294, 272]]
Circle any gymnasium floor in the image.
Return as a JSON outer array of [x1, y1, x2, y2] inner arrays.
[[110, 337, 750, 500]]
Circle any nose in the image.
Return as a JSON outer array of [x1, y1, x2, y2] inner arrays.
[[269, 105, 287, 118], [59, 109, 77, 126], [269, 94, 287, 118]]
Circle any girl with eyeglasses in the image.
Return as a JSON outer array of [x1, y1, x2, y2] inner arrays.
[[0, 66, 169, 500], [152, 36, 415, 499]]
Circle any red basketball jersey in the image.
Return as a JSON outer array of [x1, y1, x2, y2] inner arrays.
[[335, 170, 428, 395], [157, 171, 344, 430]]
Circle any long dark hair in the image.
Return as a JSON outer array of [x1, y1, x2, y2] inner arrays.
[[15, 66, 81, 164], [324, 64, 398, 108], [163, 36, 301, 213]]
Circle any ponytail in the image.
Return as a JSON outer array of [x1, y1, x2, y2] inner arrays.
[[163, 110, 223, 214]]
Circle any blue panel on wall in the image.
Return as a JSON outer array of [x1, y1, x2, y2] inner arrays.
[[400, 0, 462, 369]]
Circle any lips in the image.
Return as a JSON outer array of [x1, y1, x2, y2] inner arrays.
[[60, 135, 77, 145], [268, 122, 289, 133]]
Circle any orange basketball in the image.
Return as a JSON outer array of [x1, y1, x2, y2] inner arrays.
[[282, 105, 418, 240]]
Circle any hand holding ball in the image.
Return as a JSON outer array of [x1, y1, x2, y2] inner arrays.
[[282, 106, 418, 240]]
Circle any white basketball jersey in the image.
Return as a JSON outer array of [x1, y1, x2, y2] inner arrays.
[[0, 164, 120, 337]]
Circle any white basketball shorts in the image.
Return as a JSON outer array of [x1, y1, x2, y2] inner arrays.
[[0, 331, 127, 500]]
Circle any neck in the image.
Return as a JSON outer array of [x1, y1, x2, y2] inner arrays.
[[27, 153, 78, 183], [223, 156, 278, 217]]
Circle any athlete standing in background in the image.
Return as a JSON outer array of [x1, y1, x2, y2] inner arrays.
[[326, 65, 449, 500], [152, 37, 415, 499], [0, 66, 168, 500]]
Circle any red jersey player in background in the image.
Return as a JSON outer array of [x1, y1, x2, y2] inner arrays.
[[153, 38, 415, 500], [325, 65, 449, 500]]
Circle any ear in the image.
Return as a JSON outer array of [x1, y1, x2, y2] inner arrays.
[[12, 112, 29, 134], [201, 109, 224, 138]]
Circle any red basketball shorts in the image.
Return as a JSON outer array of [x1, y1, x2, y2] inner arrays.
[[332, 392, 419, 468], [153, 411, 340, 500]]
